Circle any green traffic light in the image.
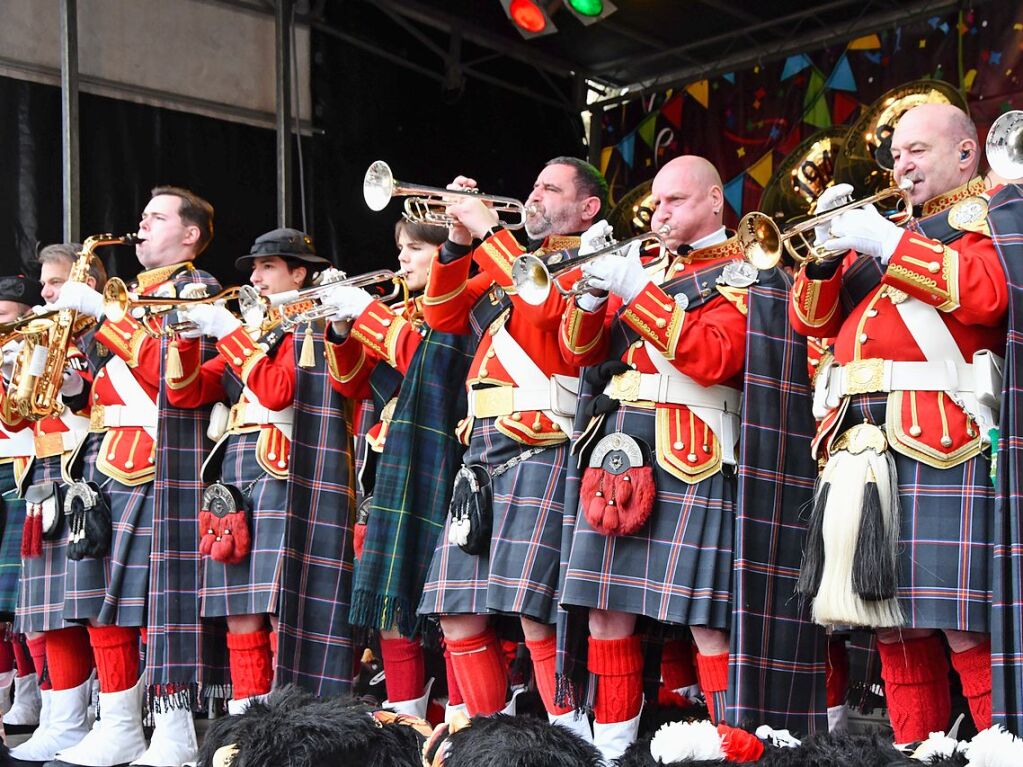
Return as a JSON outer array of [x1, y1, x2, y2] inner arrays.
[[568, 0, 604, 17]]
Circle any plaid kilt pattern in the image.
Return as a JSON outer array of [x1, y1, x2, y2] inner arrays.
[[419, 417, 567, 625], [64, 433, 152, 626], [0, 462, 24, 617], [561, 404, 734, 629], [201, 432, 287, 618], [15, 455, 74, 632], [843, 394, 993, 632]]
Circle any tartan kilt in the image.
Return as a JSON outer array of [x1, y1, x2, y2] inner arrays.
[[64, 433, 152, 627], [561, 405, 734, 630], [844, 394, 993, 632], [419, 418, 567, 625], [0, 462, 24, 617], [15, 454, 74, 632], [201, 432, 286, 618]]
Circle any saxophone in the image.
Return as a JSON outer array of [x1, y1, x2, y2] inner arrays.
[[11, 233, 137, 420]]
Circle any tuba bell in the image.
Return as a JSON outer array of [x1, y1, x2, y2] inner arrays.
[[985, 109, 1023, 181]]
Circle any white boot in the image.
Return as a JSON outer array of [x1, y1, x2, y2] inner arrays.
[[499, 687, 524, 716], [131, 705, 199, 767], [550, 709, 593, 743], [54, 677, 147, 766], [444, 701, 468, 724], [5, 673, 42, 726], [9, 675, 92, 762], [0, 669, 15, 714], [593, 703, 643, 765], [384, 678, 434, 719], [827, 703, 849, 733], [226, 692, 269, 716]]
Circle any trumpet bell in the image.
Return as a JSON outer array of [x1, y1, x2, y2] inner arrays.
[[102, 278, 132, 323], [510, 255, 551, 306], [736, 213, 782, 270], [364, 160, 395, 211], [986, 110, 1023, 180]]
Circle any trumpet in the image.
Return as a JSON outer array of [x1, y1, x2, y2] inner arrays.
[[737, 182, 914, 267], [511, 229, 671, 306], [267, 268, 408, 327], [363, 160, 532, 230], [102, 277, 262, 335]]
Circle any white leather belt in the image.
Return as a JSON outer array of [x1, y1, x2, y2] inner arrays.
[[469, 375, 579, 419], [604, 370, 741, 413], [0, 431, 35, 459], [228, 402, 294, 430], [827, 358, 976, 398], [90, 404, 158, 431]]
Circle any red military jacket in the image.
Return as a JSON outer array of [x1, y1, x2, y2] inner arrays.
[[166, 314, 296, 480], [0, 385, 36, 484], [326, 297, 423, 452], [423, 228, 581, 447], [789, 178, 1008, 467], [559, 230, 748, 483]]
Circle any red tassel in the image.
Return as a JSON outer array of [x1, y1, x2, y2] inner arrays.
[[200, 510, 251, 565], [21, 506, 42, 558], [581, 466, 656, 536], [353, 522, 368, 560], [198, 510, 216, 557], [717, 723, 765, 763]]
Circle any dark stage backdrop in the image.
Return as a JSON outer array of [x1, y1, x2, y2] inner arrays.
[[0, 8, 586, 287]]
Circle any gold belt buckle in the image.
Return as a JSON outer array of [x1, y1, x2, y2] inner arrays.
[[34, 431, 65, 459], [89, 404, 106, 433], [831, 422, 888, 455], [843, 358, 886, 395], [226, 404, 244, 433], [608, 370, 642, 402], [473, 387, 515, 418]]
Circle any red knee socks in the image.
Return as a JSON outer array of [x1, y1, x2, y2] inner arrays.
[[380, 636, 425, 703], [0, 633, 15, 674], [26, 634, 50, 690], [877, 634, 951, 743], [88, 625, 140, 693], [13, 634, 35, 678], [662, 639, 697, 692], [525, 635, 573, 716], [826, 639, 849, 709], [443, 648, 463, 707], [226, 630, 274, 700], [45, 627, 94, 690], [695, 651, 729, 724], [950, 639, 992, 733], [445, 629, 508, 716], [588, 635, 644, 724]]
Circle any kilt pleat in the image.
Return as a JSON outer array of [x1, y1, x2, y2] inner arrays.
[[419, 418, 567, 625], [65, 433, 150, 626], [201, 432, 286, 618], [0, 462, 24, 617], [560, 405, 734, 630], [844, 394, 993, 632]]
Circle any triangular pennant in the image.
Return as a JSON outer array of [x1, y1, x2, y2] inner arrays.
[[832, 91, 859, 125], [825, 53, 857, 92], [847, 33, 881, 50], [685, 80, 709, 108], [781, 54, 813, 80], [619, 132, 636, 168], [746, 152, 774, 188], [599, 146, 614, 176], [661, 93, 683, 128], [723, 174, 745, 218], [775, 126, 802, 156], [722, 72, 735, 84], [637, 114, 658, 148], [803, 69, 832, 129]]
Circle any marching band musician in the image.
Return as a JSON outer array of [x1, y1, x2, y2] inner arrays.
[[0, 276, 45, 733], [789, 103, 1005, 744], [42, 187, 219, 767], [415, 158, 606, 736], [556, 155, 822, 759], [166, 229, 355, 713], [322, 218, 473, 721]]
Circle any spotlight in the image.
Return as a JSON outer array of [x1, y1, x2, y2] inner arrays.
[[565, 0, 617, 25], [499, 0, 557, 38]]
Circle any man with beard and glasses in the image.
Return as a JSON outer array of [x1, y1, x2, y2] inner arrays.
[[417, 158, 607, 741]]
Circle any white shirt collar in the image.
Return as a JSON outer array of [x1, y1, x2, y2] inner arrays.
[[688, 226, 728, 250]]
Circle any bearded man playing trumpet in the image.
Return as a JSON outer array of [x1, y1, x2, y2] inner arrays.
[[790, 103, 1010, 744], [415, 158, 607, 738]]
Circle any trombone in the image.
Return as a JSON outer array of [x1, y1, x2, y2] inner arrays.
[[738, 182, 914, 267], [363, 160, 532, 230], [102, 278, 261, 335], [511, 229, 670, 306], [267, 268, 409, 328]]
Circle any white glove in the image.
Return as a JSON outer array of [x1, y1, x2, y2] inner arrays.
[[321, 285, 373, 323], [579, 219, 614, 256], [183, 304, 241, 339], [812, 183, 854, 246], [52, 281, 104, 319], [1, 340, 20, 380], [580, 240, 649, 303], [60, 368, 84, 397], [575, 291, 607, 312], [820, 205, 904, 264]]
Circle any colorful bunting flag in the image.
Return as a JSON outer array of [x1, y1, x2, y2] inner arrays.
[[803, 69, 832, 129], [722, 72, 735, 84], [637, 113, 658, 148], [781, 54, 813, 80], [747, 152, 774, 188], [661, 93, 683, 128], [619, 132, 636, 168], [825, 53, 857, 92], [599, 146, 614, 176], [685, 80, 709, 108], [847, 34, 881, 50], [723, 174, 745, 218], [832, 91, 860, 125]]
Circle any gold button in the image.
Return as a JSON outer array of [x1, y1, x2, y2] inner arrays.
[[630, 362, 638, 370], [859, 333, 868, 343], [702, 444, 709, 452], [485, 349, 496, 358], [687, 452, 697, 463], [232, 357, 242, 365], [243, 348, 252, 357], [867, 309, 878, 318], [909, 425, 922, 437], [479, 367, 488, 377], [632, 341, 643, 349], [125, 460, 134, 469], [673, 441, 684, 450], [375, 332, 385, 342], [551, 423, 561, 431], [122, 331, 132, 340], [93, 393, 100, 401], [928, 262, 940, 274], [663, 303, 674, 311], [148, 454, 155, 464], [381, 319, 392, 327], [268, 452, 276, 461], [278, 460, 287, 468], [656, 318, 667, 328], [107, 453, 116, 460], [511, 413, 522, 421], [940, 436, 953, 447]]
